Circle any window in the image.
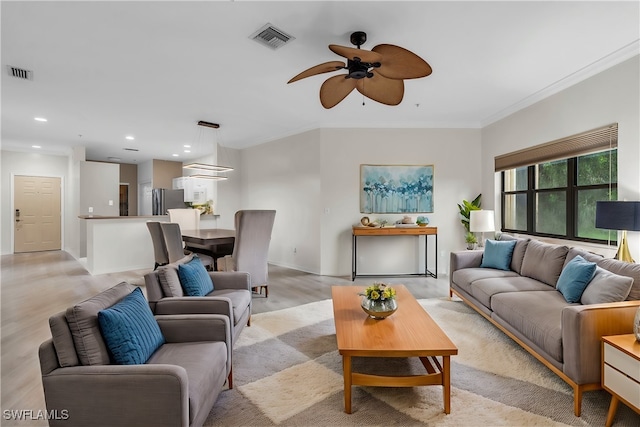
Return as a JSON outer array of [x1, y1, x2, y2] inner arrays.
[[496, 124, 618, 244]]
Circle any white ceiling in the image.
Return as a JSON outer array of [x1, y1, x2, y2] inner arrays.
[[2, 1, 639, 164]]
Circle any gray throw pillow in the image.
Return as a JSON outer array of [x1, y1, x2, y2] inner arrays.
[[157, 254, 194, 297], [581, 266, 633, 304], [596, 258, 640, 301]]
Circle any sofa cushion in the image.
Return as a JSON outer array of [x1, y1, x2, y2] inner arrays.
[[596, 258, 640, 301], [491, 290, 571, 363], [452, 268, 520, 295], [98, 287, 165, 365], [480, 239, 517, 271], [520, 240, 569, 287], [581, 266, 634, 305], [147, 342, 227, 426], [498, 234, 530, 274], [49, 312, 80, 367], [66, 282, 135, 366], [208, 289, 252, 326], [470, 276, 556, 309], [178, 256, 214, 296], [556, 255, 597, 303], [563, 247, 604, 267]]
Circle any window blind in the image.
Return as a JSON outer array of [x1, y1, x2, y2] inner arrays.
[[494, 123, 618, 172]]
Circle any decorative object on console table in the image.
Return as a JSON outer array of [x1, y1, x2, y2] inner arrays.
[[470, 209, 495, 248], [360, 164, 434, 214], [359, 282, 397, 319], [416, 216, 429, 226], [465, 232, 478, 250], [595, 201, 640, 263]]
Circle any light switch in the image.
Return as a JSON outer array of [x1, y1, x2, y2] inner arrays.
[[88, 207, 93, 213], [108, 200, 114, 206]]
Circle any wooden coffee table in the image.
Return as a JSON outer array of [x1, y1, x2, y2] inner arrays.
[[332, 285, 458, 414]]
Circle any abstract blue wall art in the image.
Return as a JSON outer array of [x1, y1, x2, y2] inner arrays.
[[360, 164, 434, 214]]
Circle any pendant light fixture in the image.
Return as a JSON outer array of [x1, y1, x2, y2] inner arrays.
[[182, 121, 233, 180]]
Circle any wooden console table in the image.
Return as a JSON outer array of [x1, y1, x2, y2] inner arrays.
[[352, 226, 437, 281]]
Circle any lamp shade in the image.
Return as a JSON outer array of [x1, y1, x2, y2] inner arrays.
[[470, 210, 495, 232], [595, 201, 640, 231]]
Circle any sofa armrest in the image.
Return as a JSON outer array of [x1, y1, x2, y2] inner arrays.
[[449, 250, 483, 277], [40, 363, 189, 427], [208, 271, 251, 291], [154, 297, 233, 319], [156, 314, 231, 345], [562, 300, 640, 385]]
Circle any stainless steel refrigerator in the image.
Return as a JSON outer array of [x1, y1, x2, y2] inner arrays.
[[151, 188, 185, 215]]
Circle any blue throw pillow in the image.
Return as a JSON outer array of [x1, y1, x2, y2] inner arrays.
[[556, 255, 597, 303], [480, 239, 517, 271], [178, 256, 214, 296], [98, 287, 165, 365]]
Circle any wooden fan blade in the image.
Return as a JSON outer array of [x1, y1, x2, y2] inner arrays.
[[287, 61, 346, 84], [372, 44, 432, 79], [328, 44, 382, 63], [320, 75, 357, 109], [356, 71, 404, 106]]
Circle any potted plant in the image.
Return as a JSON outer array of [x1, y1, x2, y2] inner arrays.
[[465, 232, 478, 250], [458, 194, 482, 233]]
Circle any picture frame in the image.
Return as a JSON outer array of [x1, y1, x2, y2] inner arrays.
[[360, 164, 434, 214]]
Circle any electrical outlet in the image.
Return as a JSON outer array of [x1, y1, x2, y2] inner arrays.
[[293, 247, 297, 254], [108, 200, 114, 206], [88, 207, 93, 213]]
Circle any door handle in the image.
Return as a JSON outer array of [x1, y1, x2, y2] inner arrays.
[[15, 209, 21, 222]]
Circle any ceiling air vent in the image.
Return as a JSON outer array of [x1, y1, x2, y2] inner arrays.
[[250, 23, 294, 50], [7, 65, 33, 80]]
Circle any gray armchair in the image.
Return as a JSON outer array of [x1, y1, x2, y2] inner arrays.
[[144, 255, 252, 345], [39, 282, 231, 427], [217, 210, 276, 297]]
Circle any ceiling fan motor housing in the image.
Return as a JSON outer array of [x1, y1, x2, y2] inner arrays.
[[346, 58, 379, 79]]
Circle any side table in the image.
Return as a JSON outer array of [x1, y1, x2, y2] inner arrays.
[[601, 334, 640, 427]]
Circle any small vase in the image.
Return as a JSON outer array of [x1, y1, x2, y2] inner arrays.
[[361, 297, 397, 319], [634, 307, 640, 342]]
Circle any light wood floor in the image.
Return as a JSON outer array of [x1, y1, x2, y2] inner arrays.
[[0, 250, 450, 424]]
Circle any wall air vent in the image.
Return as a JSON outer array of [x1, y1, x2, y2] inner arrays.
[[250, 23, 295, 50], [7, 66, 33, 80]]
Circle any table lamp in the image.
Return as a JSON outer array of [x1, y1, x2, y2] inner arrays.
[[470, 210, 495, 248], [595, 201, 640, 263]]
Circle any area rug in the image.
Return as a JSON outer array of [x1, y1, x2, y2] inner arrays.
[[204, 297, 637, 426]]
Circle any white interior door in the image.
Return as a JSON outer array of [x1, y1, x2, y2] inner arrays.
[[14, 176, 62, 253]]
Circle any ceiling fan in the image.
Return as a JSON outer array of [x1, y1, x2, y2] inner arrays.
[[287, 31, 432, 109]]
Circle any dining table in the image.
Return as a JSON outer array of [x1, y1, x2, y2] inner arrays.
[[181, 228, 236, 251]]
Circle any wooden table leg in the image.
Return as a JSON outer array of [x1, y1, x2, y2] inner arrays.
[[343, 355, 352, 414], [443, 356, 451, 414], [605, 395, 619, 427]]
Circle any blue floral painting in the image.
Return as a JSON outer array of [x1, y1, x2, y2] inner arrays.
[[360, 164, 434, 213]]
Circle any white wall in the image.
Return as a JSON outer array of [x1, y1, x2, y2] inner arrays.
[[240, 129, 322, 273], [216, 146, 242, 229], [1, 151, 70, 254], [481, 55, 640, 256], [239, 127, 482, 276]]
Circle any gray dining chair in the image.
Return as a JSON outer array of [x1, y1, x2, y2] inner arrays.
[[160, 222, 214, 270], [146, 221, 169, 270], [217, 210, 276, 297]]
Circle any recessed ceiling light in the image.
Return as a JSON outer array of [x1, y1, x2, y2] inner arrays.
[[172, 154, 179, 157], [34, 117, 47, 122], [183, 144, 191, 148], [125, 135, 135, 140], [32, 145, 41, 149], [184, 150, 191, 153]]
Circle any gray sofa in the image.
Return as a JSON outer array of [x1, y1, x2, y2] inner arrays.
[[39, 282, 231, 427], [449, 236, 640, 416], [144, 254, 252, 345]]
